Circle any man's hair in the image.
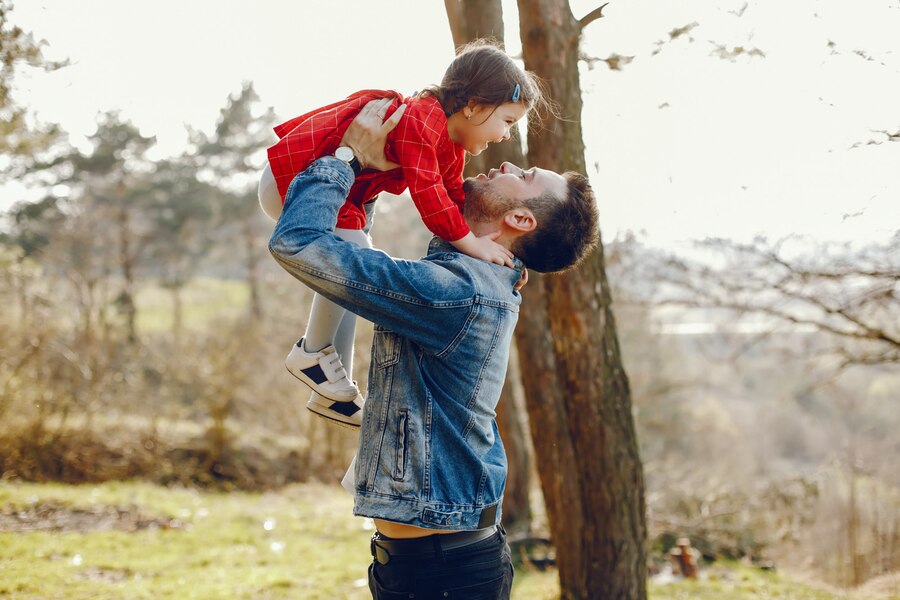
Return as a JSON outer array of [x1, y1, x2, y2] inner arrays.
[[423, 39, 550, 125], [511, 172, 600, 273]]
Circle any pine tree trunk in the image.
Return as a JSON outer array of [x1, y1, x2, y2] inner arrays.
[[243, 217, 262, 319], [116, 203, 138, 343], [443, 0, 534, 535], [170, 284, 183, 340], [516, 1, 648, 597]]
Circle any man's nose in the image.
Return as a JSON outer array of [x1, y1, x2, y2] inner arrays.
[[500, 162, 519, 174]]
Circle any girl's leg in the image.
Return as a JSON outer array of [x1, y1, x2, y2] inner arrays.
[[285, 202, 374, 428], [302, 294, 348, 353], [334, 200, 376, 376], [258, 163, 283, 221], [302, 227, 372, 353], [332, 305, 359, 379], [288, 225, 374, 428]]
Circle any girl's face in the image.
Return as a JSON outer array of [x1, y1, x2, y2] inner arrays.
[[448, 101, 528, 156]]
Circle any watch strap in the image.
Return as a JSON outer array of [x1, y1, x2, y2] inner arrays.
[[347, 155, 362, 176]]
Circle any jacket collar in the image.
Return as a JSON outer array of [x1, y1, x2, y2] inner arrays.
[[427, 237, 527, 278]]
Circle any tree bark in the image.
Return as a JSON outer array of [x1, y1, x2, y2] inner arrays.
[[444, 0, 504, 48], [494, 346, 534, 533], [443, 0, 534, 535], [443, 0, 525, 179], [516, 1, 648, 598], [242, 217, 262, 319], [116, 202, 138, 343]]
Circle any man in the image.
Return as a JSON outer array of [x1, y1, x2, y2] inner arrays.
[[269, 99, 599, 599]]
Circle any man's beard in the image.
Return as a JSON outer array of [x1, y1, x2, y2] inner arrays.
[[462, 178, 517, 223]]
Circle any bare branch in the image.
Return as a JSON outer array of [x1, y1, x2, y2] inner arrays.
[[709, 42, 766, 61], [578, 2, 609, 31], [651, 22, 699, 56], [580, 52, 635, 71]]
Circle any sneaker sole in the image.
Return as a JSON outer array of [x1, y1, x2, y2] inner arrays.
[[285, 363, 359, 403], [306, 402, 361, 430]]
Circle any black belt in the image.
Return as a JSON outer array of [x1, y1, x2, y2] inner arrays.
[[371, 525, 499, 565]]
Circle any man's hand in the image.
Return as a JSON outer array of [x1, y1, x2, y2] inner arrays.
[[341, 97, 406, 172], [514, 268, 528, 292]]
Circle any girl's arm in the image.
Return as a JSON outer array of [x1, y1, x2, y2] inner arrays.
[[392, 104, 514, 268], [449, 232, 514, 268]]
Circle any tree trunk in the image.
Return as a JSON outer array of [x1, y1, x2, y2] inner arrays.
[[444, 0, 504, 48], [494, 347, 534, 533], [516, 1, 648, 598], [116, 202, 138, 343], [443, 0, 533, 535], [443, 0, 525, 178], [242, 217, 263, 319], [170, 284, 183, 339]]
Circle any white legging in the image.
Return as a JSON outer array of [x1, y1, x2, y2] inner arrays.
[[259, 164, 373, 376]]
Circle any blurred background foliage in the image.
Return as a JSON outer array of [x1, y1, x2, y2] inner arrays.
[[1, 0, 898, 593]]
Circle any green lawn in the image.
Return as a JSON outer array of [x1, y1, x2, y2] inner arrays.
[[0, 481, 876, 599], [135, 277, 251, 332]]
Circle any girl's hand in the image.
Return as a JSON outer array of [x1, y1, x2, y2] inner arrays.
[[451, 232, 515, 268], [341, 97, 406, 171]]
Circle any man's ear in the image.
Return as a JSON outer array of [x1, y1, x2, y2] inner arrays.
[[502, 209, 536, 234]]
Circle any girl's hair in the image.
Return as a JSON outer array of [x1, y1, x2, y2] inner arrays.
[[423, 39, 549, 125]]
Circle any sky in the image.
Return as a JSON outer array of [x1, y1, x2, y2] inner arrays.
[[6, 0, 900, 248]]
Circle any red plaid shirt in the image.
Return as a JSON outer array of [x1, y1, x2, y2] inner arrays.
[[267, 90, 469, 241]]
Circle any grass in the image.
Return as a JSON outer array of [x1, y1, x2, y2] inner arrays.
[[0, 481, 883, 599], [514, 562, 865, 600], [649, 566, 856, 600], [135, 277, 250, 333]]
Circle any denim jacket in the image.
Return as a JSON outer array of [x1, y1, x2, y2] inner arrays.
[[269, 157, 523, 530]]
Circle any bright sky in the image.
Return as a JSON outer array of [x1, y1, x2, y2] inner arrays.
[[7, 0, 900, 247]]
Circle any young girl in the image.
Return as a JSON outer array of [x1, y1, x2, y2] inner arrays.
[[258, 40, 544, 429]]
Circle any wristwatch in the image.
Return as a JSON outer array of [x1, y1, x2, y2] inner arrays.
[[334, 146, 362, 176]]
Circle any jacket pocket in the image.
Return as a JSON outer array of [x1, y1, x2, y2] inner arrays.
[[373, 326, 401, 368], [393, 410, 408, 481]]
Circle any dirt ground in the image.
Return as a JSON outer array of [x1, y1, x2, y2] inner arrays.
[[0, 501, 183, 533]]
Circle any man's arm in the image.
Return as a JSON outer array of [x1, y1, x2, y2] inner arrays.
[[268, 156, 476, 357]]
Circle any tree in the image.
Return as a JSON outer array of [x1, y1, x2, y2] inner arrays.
[[442, 0, 534, 536], [628, 235, 900, 370], [0, 0, 65, 172], [515, 1, 648, 598], [2, 195, 66, 322], [71, 112, 157, 342], [190, 82, 276, 319], [613, 233, 900, 587], [145, 159, 216, 337]]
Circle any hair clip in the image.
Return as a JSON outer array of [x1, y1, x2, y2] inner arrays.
[[511, 83, 521, 102]]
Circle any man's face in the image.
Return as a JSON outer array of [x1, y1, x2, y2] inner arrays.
[[462, 163, 567, 221]]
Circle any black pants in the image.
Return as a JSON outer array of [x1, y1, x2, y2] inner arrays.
[[368, 526, 513, 599]]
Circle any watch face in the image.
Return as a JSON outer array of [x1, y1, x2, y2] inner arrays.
[[335, 146, 354, 162]]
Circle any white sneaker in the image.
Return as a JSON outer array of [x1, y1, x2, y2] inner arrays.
[[285, 338, 361, 402], [307, 390, 364, 429]]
